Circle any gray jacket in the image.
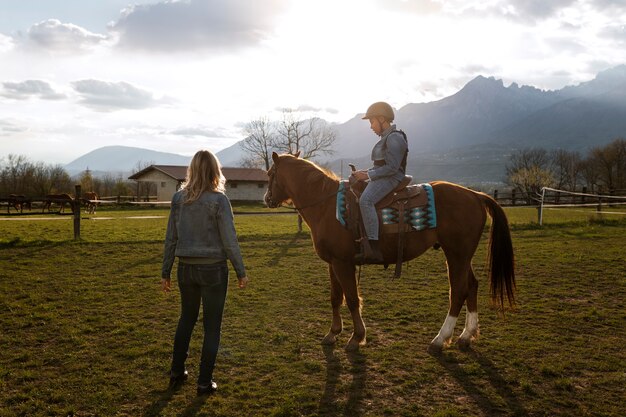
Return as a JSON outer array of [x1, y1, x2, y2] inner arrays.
[[161, 190, 246, 279], [367, 124, 408, 182]]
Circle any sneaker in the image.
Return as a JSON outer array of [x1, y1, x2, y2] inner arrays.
[[168, 370, 188, 388], [197, 380, 218, 396]]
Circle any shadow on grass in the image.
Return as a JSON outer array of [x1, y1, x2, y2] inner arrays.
[[432, 348, 529, 416], [319, 345, 368, 416], [266, 233, 305, 267], [142, 382, 212, 417], [143, 384, 179, 417]]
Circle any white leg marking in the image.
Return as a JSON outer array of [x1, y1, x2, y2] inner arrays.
[[459, 311, 479, 341], [431, 314, 458, 348]]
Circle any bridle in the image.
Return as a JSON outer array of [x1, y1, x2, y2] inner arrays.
[[266, 163, 339, 211]]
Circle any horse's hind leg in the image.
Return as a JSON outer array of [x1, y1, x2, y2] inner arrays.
[[458, 266, 479, 349], [429, 257, 471, 352], [322, 263, 344, 345]]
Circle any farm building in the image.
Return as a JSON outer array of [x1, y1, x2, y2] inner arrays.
[[128, 165, 268, 202]]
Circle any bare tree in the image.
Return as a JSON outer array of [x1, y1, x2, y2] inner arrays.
[[48, 165, 72, 194], [509, 166, 555, 202], [132, 160, 155, 199], [31, 162, 53, 196], [506, 148, 554, 202], [550, 149, 582, 191], [586, 138, 626, 192], [101, 173, 117, 197], [274, 109, 336, 159], [241, 116, 275, 170], [79, 168, 94, 193]]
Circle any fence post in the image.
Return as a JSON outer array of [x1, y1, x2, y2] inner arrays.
[[511, 189, 516, 206], [493, 190, 498, 201], [582, 186, 586, 203], [538, 187, 546, 225], [74, 184, 81, 240]]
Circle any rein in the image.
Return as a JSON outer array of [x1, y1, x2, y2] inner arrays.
[[279, 188, 340, 211]]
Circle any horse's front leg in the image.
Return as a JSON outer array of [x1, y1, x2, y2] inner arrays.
[[332, 260, 365, 351], [322, 263, 344, 345]]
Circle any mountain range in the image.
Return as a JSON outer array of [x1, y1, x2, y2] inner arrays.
[[66, 65, 626, 185]]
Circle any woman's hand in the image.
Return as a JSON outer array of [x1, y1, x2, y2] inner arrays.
[[238, 276, 249, 289], [161, 278, 171, 293]]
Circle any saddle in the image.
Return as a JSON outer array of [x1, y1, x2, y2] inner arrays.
[[337, 175, 437, 277]]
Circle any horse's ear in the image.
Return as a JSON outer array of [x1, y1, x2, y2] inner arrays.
[[272, 152, 279, 164], [294, 151, 301, 158]]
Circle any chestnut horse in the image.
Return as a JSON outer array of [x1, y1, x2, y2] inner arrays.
[[83, 191, 99, 214], [43, 193, 74, 213], [265, 152, 515, 352]]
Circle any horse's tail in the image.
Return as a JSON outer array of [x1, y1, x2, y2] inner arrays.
[[479, 193, 516, 309]]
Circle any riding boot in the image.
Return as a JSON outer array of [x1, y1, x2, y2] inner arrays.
[[355, 238, 384, 265]]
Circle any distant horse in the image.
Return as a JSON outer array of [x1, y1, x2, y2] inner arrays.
[[83, 191, 99, 214], [43, 193, 74, 213], [8, 194, 31, 213], [265, 152, 515, 352]]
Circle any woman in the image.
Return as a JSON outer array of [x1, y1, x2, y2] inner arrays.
[[161, 150, 248, 396]]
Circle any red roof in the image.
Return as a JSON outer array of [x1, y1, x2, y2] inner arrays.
[[129, 165, 268, 183]]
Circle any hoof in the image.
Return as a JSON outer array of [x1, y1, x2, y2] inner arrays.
[[321, 333, 338, 345], [457, 337, 472, 351], [345, 338, 364, 352], [427, 343, 443, 355]]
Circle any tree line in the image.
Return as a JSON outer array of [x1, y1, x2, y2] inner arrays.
[[506, 138, 626, 200], [0, 155, 148, 198]]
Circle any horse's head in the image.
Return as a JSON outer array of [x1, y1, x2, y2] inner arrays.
[[264, 151, 300, 208]]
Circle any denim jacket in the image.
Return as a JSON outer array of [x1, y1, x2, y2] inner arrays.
[[367, 124, 408, 182], [161, 190, 246, 279]]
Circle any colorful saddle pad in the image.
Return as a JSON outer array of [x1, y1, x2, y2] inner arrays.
[[336, 181, 437, 232]]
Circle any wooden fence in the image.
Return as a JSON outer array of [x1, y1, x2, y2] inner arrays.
[[0, 193, 162, 214], [491, 187, 626, 207]]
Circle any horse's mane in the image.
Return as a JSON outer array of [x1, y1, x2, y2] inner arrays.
[[282, 155, 339, 194]]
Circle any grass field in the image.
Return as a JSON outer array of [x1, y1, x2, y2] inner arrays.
[[0, 205, 625, 416]]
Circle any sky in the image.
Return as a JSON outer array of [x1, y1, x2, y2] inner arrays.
[[0, 0, 625, 164]]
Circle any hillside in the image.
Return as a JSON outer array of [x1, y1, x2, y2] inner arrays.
[[64, 146, 192, 176]]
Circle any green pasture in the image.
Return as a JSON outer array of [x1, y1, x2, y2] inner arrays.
[[0, 205, 624, 416]]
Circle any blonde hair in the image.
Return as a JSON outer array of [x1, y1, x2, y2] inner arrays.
[[181, 150, 226, 203]]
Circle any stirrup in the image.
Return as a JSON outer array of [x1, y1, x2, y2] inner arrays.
[[354, 239, 384, 265]]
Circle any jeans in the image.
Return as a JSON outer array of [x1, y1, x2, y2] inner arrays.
[[171, 261, 228, 385], [359, 176, 401, 240]]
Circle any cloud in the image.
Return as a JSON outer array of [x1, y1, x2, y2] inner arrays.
[[374, 0, 442, 14], [1, 80, 66, 100], [294, 104, 322, 112], [0, 119, 28, 136], [0, 33, 14, 52], [21, 19, 106, 53], [505, 0, 577, 21], [589, 0, 626, 12], [544, 36, 585, 54], [110, 0, 287, 52], [71, 79, 163, 111], [442, 0, 577, 23], [600, 24, 626, 44], [273, 104, 339, 114], [168, 127, 230, 138]]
